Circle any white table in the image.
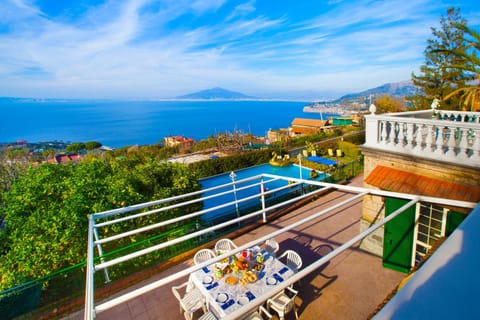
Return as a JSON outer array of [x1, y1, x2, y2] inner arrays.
[[191, 248, 294, 318]]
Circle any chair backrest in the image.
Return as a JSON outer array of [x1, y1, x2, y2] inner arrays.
[[283, 295, 296, 314], [194, 249, 216, 265], [283, 250, 302, 271], [215, 239, 237, 254], [265, 238, 279, 254]]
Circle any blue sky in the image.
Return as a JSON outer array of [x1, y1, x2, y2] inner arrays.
[[1, 0, 479, 100]]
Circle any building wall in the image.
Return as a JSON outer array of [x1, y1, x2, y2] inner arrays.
[[359, 147, 480, 256]]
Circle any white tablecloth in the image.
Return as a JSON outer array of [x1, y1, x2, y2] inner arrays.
[[191, 248, 294, 318]]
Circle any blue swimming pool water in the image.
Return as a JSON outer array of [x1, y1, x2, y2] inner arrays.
[[199, 163, 326, 221]]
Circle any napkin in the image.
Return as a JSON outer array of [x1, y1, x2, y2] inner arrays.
[[221, 299, 235, 310], [273, 273, 284, 282], [202, 267, 210, 273], [245, 291, 256, 301], [206, 282, 218, 290], [279, 266, 289, 275]]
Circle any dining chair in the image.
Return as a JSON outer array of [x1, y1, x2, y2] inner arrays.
[[267, 286, 299, 320], [171, 282, 206, 320], [264, 238, 280, 256], [198, 311, 218, 320], [194, 248, 216, 265], [278, 250, 302, 272], [214, 238, 238, 254], [241, 305, 273, 320]]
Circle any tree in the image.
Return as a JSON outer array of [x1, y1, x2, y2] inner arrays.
[[65, 142, 85, 153], [410, 7, 470, 110], [84, 141, 102, 151], [373, 95, 406, 114], [0, 157, 200, 290], [443, 23, 480, 111]]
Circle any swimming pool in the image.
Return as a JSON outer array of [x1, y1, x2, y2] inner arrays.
[[199, 163, 326, 221]]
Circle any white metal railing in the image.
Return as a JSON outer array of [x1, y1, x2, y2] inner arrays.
[[364, 110, 480, 167], [84, 173, 478, 320]]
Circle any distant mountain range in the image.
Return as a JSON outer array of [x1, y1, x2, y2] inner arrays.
[[333, 80, 418, 104], [177, 81, 417, 102], [176, 87, 256, 100]]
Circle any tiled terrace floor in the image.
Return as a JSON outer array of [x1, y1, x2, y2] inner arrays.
[[64, 174, 406, 320]]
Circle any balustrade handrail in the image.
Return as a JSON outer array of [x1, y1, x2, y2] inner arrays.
[[366, 113, 480, 129]]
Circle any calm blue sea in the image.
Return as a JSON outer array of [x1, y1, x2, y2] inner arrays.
[[0, 100, 335, 148]]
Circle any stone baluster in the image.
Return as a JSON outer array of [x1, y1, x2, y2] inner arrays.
[[424, 123, 434, 152], [442, 126, 456, 157], [399, 122, 408, 147], [470, 129, 480, 162], [381, 120, 389, 145], [457, 127, 470, 159], [406, 122, 417, 151]]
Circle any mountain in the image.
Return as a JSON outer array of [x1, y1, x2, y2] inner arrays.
[[334, 80, 418, 103], [176, 87, 256, 100]]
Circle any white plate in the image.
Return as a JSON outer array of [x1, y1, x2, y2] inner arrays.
[[216, 293, 228, 303], [238, 295, 249, 306], [266, 277, 277, 285], [203, 275, 213, 284]]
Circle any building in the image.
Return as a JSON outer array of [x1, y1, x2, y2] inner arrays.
[[47, 153, 82, 164], [360, 105, 480, 272], [331, 115, 354, 127], [164, 135, 194, 151], [290, 118, 331, 136]]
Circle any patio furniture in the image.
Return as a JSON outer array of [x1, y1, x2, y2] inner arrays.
[[194, 249, 216, 265], [171, 282, 206, 320], [278, 250, 302, 272], [241, 306, 273, 320], [264, 238, 279, 255], [267, 286, 299, 320], [215, 238, 238, 254], [199, 311, 218, 320], [190, 246, 294, 318]]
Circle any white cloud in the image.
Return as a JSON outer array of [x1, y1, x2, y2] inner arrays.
[[0, 0, 479, 99]]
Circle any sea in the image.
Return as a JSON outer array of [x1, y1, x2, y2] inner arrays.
[[0, 99, 336, 148]]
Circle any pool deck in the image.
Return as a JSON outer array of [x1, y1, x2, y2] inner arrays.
[[63, 174, 406, 320]]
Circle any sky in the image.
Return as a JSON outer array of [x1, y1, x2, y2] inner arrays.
[[1, 0, 479, 100]]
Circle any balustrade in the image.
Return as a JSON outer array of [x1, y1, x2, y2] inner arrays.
[[365, 110, 480, 167]]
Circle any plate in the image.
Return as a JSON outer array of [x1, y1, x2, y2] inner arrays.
[[266, 276, 277, 285], [216, 293, 228, 303], [238, 295, 249, 306], [202, 275, 213, 285]]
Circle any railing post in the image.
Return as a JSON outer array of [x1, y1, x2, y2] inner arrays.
[[260, 177, 266, 223], [85, 215, 96, 320]]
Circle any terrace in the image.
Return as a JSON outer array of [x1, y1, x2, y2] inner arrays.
[[81, 167, 477, 320], [364, 105, 480, 168]]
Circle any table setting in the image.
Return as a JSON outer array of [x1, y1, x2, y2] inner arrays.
[[191, 246, 294, 317]]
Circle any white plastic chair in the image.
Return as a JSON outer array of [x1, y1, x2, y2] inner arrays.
[[199, 311, 218, 320], [278, 250, 302, 272], [267, 286, 299, 320], [264, 238, 280, 255], [171, 282, 206, 320], [214, 238, 238, 254], [241, 306, 273, 320], [194, 248, 216, 265]]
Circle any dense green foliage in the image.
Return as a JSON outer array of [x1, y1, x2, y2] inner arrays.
[[0, 157, 200, 290], [188, 149, 272, 178], [443, 23, 480, 110], [410, 7, 472, 110], [373, 95, 406, 114]]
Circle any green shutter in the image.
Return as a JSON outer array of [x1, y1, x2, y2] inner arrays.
[[383, 197, 416, 273]]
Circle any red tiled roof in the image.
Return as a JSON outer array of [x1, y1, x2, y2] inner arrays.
[[291, 118, 328, 127], [365, 165, 480, 203]]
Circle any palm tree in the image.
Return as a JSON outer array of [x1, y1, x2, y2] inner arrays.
[[443, 23, 480, 111]]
